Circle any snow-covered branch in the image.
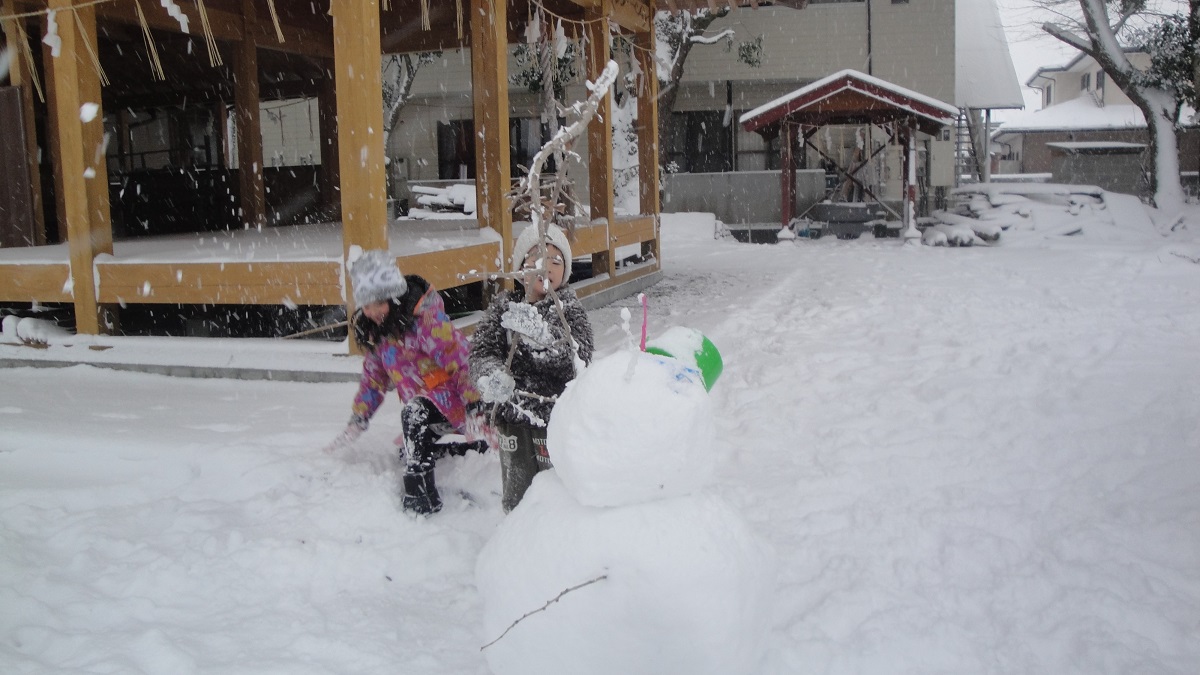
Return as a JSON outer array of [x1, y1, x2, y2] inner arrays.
[[1041, 21, 1093, 52], [690, 28, 734, 44]]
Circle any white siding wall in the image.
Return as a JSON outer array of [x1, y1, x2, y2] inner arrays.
[[871, 0, 955, 104], [682, 1, 955, 103], [1045, 53, 1147, 108]]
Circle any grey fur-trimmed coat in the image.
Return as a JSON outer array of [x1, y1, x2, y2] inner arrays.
[[469, 286, 594, 427]]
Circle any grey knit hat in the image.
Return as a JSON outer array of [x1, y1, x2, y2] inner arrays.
[[350, 249, 408, 307], [512, 223, 573, 284]]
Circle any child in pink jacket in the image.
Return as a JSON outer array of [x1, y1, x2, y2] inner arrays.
[[324, 249, 482, 515]]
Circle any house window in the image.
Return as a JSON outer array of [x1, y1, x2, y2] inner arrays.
[[1043, 84, 1053, 107], [1096, 71, 1105, 100], [438, 118, 553, 180], [735, 126, 780, 171], [663, 111, 733, 174], [437, 120, 475, 180], [510, 117, 553, 176], [1080, 73, 1091, 91], [891, 0, 910, 4]]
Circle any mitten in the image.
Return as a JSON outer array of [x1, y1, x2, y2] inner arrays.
[[477, 370, 516, 404], [501, 302, 554, 349], [322, 414, 368, 453]]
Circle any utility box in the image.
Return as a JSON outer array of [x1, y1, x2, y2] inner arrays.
[[929, 140, 956, 187]]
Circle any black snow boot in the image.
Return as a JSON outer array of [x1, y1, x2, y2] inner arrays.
[[402, 469, 442, 515]]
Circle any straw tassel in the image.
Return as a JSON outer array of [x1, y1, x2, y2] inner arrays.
[[456, 0, 463, 41], [195, 0, 223, 67], [133, 0, 165, 80], [12, 18, 45, 102], [420, 0, 430, 31], [71, 9, 109, 86], [266, 0, 285, 43]]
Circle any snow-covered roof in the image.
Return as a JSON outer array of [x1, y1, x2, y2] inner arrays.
[[1046, 141, 1146, 152], [1025, 48, 1141, 88], [955, 0, 1024, 109], [994, 96, 1147, 134], [739, 69, 958, 133]]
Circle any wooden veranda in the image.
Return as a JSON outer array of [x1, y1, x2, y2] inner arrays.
[[0, 0, 678, 340], [740, 69, 958, 240]]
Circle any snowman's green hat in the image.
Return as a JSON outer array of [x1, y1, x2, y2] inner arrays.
[[644, 326, 723, 392]]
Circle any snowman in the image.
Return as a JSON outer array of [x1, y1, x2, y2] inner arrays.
[[475, 317, 776, 675]]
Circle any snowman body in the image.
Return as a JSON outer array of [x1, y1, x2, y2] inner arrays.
[[476, 346, 775, 675]]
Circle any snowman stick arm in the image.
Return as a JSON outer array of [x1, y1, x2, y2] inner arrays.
[[480, 573, 608, 651]]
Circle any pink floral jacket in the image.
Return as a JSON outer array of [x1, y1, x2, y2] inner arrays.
[[352, 287, 479, 430]]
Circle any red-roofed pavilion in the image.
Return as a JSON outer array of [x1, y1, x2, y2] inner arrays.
[[740, 69, 957, 240]]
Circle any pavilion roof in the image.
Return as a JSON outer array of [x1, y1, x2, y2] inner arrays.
[[740, 69, 959, 137]]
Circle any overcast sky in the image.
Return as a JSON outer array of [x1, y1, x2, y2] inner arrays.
[[995, 0, 1087, 115]]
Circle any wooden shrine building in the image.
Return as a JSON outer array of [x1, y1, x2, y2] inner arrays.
[[0, 0, 681, 340]]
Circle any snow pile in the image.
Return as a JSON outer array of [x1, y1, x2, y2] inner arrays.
[[1, 316, 71, 344], [408, 184, 477, 219], [930, 183, 1161, 243]]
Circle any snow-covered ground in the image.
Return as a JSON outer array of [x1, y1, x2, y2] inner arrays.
[[2, 200, 1199, 674]]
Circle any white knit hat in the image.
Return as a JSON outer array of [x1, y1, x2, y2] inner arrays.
[[350, 249, 408, 307], [512, 223, 573, 284]]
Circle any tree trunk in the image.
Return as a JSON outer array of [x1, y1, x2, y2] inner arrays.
[[656, 11, 725, 172]]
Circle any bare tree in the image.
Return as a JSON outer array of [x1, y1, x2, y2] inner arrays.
[[654, 9, 765, 172], [382, 52, 440, 161], [1041, 0, 1186, 212], [1190, 0, 1200, 112]]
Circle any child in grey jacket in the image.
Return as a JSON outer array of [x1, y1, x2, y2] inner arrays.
[[470, 224, 594, 512]]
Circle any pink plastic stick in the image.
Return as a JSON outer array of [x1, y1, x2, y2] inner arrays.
[[639, 293, 648, 351]]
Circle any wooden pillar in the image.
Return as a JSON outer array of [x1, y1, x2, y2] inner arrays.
[[585, 9, 615, 278], [235, 0, 266, 229], [44, 1, 113, 333], [331, 0, 387, 253], [331, 0, 387, 353], [633, 29, 660, 262], [781, 122, 794, 228], [470, 0, 512, 268], [2, 5, 47, 245], [317, 64, 340, 213]]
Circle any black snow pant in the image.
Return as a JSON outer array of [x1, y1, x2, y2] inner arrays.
[[496, 420, 553, 513], [399, 398, 486, 515], [399, 397, 453, 514]]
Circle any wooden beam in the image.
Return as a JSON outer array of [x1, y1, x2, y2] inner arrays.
[[0, 263, 73, 303], [235, 0, 266, 229], [396, 242, 500, 294], [94, 0, 334, 59], [609, 215, 656, 249], [96, 261, 344, 305], [584, 8, 615, 278], [563, 0, 652, 33], [1, 2, 47, 245], [470, 0, 512, 269], [634, 29, 660, 221], [44, 2, 113, 333]]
